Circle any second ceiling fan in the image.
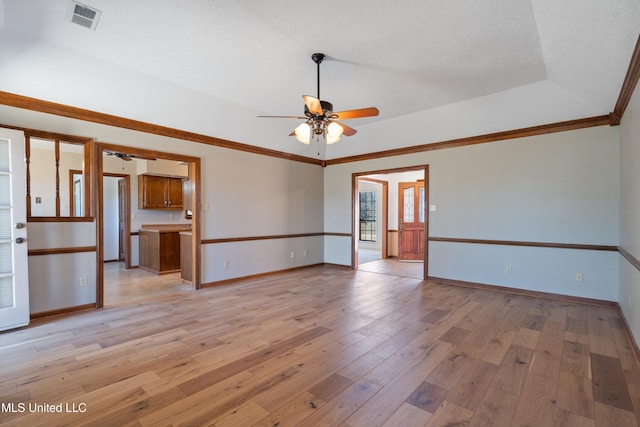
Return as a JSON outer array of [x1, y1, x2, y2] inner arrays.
[[258, 53, 379, 145]]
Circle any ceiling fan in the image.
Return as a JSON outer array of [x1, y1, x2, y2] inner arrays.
[[258, 53, 379, 145], [104, 151, 156, 161]]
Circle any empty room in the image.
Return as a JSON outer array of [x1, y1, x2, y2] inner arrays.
[[1, 1, 640, 426]]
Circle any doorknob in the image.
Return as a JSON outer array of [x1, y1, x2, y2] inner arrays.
[[15, 237, 26, 244], [15, 223, 25, 229]]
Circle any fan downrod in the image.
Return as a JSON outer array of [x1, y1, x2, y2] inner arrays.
[[311, 53, 326, 100]]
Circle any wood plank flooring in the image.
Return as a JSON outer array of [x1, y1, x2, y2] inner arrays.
[[104, 262, 192, 306], [358, 256, 424, 280], [1, 265, 639, 426]]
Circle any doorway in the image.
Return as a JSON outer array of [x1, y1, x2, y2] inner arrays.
[[352, 165, 429, 280], [95, 142, 201, 308], [103, 174, 130, 264]]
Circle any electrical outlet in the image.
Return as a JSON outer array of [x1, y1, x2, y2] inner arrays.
[[304, 250, 308, 257], [79, 277, 88, 287], [290, 252, 295, 259], [575, 272, 583, 282], [224, 260, 229, 269], [505, 266, 512, 274]]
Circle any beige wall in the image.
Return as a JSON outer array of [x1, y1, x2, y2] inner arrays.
[[619, 80, 640, 343], [1, 105, 324, 313], [324, 125, 620, 301]]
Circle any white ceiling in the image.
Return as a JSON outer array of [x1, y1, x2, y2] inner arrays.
[[0, 0, 638, 160]]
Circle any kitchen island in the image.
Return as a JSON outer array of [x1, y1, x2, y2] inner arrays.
[[138, 224, 191, 275]]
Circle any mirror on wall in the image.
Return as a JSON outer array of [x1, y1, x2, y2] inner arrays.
[[26, 132, 92, 220]]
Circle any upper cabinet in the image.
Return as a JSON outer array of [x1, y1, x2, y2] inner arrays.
[[138, 174, 184, 210]]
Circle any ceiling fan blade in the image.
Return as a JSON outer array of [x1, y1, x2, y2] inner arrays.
[[303, 95, 323, 115], [333, 107, 379, 120], [104, 151, 132, 161], [257, 115, 307, 119], [336, 121, 357, 136]]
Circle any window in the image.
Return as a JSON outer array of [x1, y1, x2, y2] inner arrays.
[[25, 131, 93, 221], [359, 191, 376, 242]]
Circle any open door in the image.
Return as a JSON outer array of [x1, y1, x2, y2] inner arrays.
[[398, 181, 425, 261], [118, 178, 126, 262], [0, 128, 30, 331]]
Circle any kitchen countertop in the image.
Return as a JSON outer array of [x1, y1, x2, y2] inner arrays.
[[139, 224, 192, 233]]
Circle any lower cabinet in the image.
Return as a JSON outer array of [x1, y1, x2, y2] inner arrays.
[[180, 231, 192, 282], [139, 226, 188, 274]]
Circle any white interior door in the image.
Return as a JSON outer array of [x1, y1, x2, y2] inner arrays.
[[0, 128, 29, 331]]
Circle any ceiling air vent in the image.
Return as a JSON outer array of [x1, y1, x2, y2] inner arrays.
[[67, 1, 101, 31]]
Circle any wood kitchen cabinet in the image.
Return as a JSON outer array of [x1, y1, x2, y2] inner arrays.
[[180, 231, 192, 282], [139, 224, 191, 275], [138, 174, 184, 209]]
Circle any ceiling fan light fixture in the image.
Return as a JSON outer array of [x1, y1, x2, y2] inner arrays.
[[257, 52, 379, 151], [326, 121, 343, 144], [327, 121, 343, 136], [294, 122, 311, 144], [326, 134, 340, 144]]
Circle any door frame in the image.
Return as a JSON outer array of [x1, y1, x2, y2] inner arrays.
[[352, 164, 429, 280], [357, 177, 388, 260], [95, 142, 202, 308], [103, 173, 131, 267]]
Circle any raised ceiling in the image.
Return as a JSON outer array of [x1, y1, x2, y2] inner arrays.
[[0, 0, 638, 160]]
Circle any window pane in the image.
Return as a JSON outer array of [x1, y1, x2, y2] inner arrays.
[[0, 209, 10, 239], [403, 187, 414, 222], [419, 187, 425, 223], [0, 175, 9, 206], [359, 191, 376, 242], [0, 242, 11, 275], [0, 276, 13, 309], [0, 139, 8, 171]]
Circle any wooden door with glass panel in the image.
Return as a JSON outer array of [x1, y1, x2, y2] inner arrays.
[[398, 181, 425, 261]]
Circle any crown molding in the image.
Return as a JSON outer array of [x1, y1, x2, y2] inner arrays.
[[0, 92, 618, 168], [0, 91, 324, 166], [325, 115, 612, 166], [611, 34, 640, 125]]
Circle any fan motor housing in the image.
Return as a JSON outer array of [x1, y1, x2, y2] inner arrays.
[[304, 100, 333, 117]]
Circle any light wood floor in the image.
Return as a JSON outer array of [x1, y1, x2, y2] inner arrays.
[[358, 256, 424, 280], [1, 265, 639, 426], [104, 262, 192, 306]]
